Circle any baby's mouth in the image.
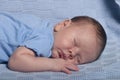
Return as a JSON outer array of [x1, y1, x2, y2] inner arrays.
[[58, 51, 66, 59], [58, 52, 63, 58]]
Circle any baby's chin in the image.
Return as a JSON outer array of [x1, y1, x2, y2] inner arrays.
[[51, 53, 59, 58]]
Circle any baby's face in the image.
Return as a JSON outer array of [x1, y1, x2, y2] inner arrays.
[[52, 22, 100, 65]]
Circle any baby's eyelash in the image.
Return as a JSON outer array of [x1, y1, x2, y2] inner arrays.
[[77, 56, 81, 64]]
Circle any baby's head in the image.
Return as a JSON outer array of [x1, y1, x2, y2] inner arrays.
[[52, 16, 107, 64]]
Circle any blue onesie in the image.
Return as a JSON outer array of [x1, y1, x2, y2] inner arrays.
[[0, 12, 54, 63]]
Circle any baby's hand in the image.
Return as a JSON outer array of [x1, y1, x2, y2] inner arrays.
[[51, 59, 79, 74]]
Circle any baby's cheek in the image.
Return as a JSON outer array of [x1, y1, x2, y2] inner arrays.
[[61, 42, 73, 49]]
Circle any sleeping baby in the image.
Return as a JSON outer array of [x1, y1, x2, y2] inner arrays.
[[0, 12, 107, 74]]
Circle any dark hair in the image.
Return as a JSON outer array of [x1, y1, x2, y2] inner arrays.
[[71, 16, 107, 60]]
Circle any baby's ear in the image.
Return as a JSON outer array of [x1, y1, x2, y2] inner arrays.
[[54, 19, 71, 32]]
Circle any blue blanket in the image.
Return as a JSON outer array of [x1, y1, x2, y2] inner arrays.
[[0, 0, 120, 80]]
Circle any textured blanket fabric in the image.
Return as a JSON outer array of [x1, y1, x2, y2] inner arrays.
[[0, 0, 120, 80]]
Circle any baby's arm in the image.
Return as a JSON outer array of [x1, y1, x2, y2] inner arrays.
[[8, 47, 79, 74]]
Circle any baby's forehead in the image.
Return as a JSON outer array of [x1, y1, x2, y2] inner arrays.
[[75, 25, 97, 36], [72, 22, 96, 31]]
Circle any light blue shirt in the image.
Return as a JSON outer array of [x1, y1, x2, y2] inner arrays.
[[0, 12, 54, 63]]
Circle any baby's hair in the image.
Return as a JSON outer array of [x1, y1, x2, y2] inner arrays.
[[71, 16, 107, 61]]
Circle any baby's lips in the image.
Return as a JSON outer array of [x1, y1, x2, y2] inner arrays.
[[58, 50, 67, 59]]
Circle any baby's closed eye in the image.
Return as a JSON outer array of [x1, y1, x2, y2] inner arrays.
[[75, 56, 81, 65]]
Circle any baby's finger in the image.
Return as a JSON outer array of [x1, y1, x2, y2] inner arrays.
[[66, 63, 79, 71], [62, 67, 72, 74]]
